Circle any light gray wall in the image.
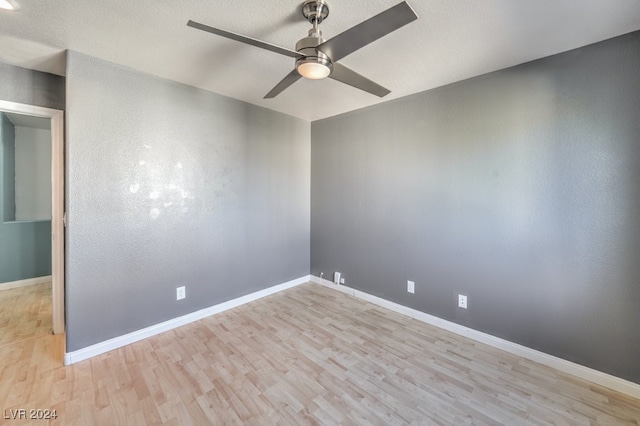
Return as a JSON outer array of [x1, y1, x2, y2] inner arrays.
[[65, 51, 310, 351], [0, 112, 51, 284], [14, 126, 52, 221], [311, 31, 640, 384]]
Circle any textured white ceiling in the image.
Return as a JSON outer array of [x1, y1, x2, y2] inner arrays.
[[0, 0, 639, 121]]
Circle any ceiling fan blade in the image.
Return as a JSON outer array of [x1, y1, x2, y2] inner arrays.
[[316, 1, 418, 62], [264, 69, 302, 99], [187, 20, 300, 58], [329, 63, 390, 97]]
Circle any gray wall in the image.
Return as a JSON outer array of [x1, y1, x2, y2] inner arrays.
[[0, 112, 51, 283], [311, 31, 640, 384], [65, 51, 310, 351], [0, 61, 65, 111]]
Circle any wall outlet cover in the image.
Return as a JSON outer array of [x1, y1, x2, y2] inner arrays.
[[458, 294, 467, 309], [407, 280, 415, 294], [177, 286, 186, 301]]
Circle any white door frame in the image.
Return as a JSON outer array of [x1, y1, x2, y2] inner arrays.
[[0, 100, 65, 334]]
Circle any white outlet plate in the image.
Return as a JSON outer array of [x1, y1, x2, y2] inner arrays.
[[407, 280, 415, 294], [458, 294, 467, 309], [177, 286, 186, 301], [340, 278, 345, 284]]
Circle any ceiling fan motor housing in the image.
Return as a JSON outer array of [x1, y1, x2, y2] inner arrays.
[[295, 29, 333, 78]]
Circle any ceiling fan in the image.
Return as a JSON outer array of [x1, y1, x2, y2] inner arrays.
[[187, 1, 418, 99]]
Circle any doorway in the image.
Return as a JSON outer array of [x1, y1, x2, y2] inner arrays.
[[0, 100, 64, 337]]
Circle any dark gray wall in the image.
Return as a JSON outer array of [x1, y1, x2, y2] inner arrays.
[[2, 113, 16, 221], [0, 67, 55, 283], [311, 31, 640, 384], [0, 61, 65, 111], [65, 51, 310, 351]]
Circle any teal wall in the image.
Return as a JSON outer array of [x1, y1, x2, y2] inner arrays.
[[0, 111, 52, 283]]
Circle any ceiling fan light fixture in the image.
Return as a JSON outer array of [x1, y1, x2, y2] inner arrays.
[[0, 0, 19, 10], [297, 58, 332, 79]]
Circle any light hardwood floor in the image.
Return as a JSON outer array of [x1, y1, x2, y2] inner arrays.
[[1, 283, 639, 425], [0, 283, 52, 347]]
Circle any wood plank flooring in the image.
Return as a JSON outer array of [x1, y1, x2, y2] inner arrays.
[[0, 283, 52, 347], [1, 283, 639, 425]]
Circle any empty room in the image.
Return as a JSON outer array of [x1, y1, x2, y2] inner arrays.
[[1, 0, 640, 424]]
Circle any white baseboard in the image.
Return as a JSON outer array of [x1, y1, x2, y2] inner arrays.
[[310, 275, 640, 400], [0, 275, 52, 291], [64, 275, 310, 365]]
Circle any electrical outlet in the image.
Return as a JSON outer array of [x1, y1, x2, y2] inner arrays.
[[458, 294, 467, 309], [177, 286, 186, 301], [340, 277, 345, 284], [407, 280, 415, 294]]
